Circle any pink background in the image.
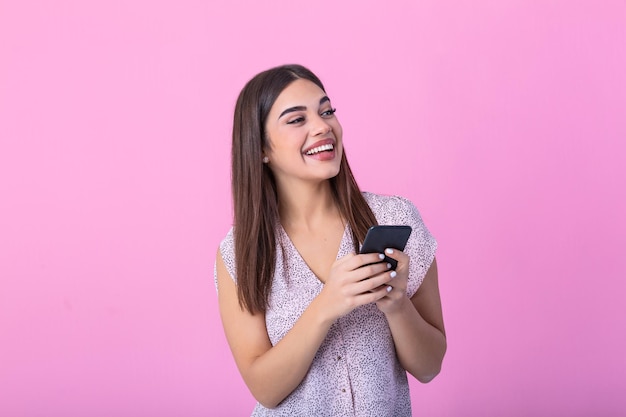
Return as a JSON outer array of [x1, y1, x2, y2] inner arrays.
[[1, 1, 625, 416]]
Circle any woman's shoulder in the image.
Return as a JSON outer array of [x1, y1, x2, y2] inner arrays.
[[362, 191, 420, 222], [363, 191, 414, 205]]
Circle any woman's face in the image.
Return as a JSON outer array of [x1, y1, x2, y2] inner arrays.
[[263, 79, 343, 187]]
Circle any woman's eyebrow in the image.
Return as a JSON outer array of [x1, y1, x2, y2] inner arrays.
[[278, 96, 331, 119], [279, 106, 306, 119]]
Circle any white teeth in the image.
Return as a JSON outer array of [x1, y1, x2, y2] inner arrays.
[[305, 144, 334, 155]]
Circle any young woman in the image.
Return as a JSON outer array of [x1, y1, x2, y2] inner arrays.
[[215, 64, 446, 416]]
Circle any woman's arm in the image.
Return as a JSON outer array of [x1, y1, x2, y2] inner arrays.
[[216, 249, 394, 408], [377, 255, 446, 382]]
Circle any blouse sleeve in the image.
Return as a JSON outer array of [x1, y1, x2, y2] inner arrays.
[[372, 194, 437, 298], [214, 227, 237, 293], [402, 197, 437, 298]]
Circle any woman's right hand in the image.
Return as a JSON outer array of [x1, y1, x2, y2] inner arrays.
[[317, 252, 395, 321]]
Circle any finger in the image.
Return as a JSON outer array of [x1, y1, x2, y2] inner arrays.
[[335, 253, 386, 275], [350, 261, 393, 283], [350, 253, 389, 271], [383, 248, 408, 262], [333, 252, 357, 267], [334, 252, 384, 271], [353, 269, 397, 294], [371, 283, 394, 295], [353, 283, 392, 304], [384, 248, 410, 268]]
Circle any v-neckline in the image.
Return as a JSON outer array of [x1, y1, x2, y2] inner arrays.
[[279, 222, 351, 285]]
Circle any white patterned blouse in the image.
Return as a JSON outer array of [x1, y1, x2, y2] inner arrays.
[[216, 192, 437, 417]]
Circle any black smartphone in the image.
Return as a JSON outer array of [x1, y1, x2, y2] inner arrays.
[[359, 225, 412, 269]]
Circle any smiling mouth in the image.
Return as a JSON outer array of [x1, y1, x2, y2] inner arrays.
[[305, 143, 334, 155]]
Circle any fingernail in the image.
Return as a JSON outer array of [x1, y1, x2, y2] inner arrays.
[[390, 271, 397, 278], [386, 286, 393, 293], [385, 248, 394, 255], [378, 254, 385, 260], [386, 263, 392, 269]]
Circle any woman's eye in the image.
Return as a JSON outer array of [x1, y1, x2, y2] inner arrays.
[[321, 108, 337, 118], [286, 116, 305, 125]]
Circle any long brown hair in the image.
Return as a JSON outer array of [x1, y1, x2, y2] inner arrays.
[[231, 64, 377, 314]]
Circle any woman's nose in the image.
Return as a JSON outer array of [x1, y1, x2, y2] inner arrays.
[[312, 120, 332, 136]]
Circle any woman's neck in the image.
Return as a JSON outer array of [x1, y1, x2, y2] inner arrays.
[[277, 180, 340, 232]]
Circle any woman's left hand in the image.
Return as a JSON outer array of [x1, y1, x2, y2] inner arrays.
[[375, 248, 411, 314]]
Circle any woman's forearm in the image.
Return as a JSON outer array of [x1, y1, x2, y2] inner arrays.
[[385, 296, 447, 382], [242, 297, 334, 408], [219, 251, 397, 409]]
